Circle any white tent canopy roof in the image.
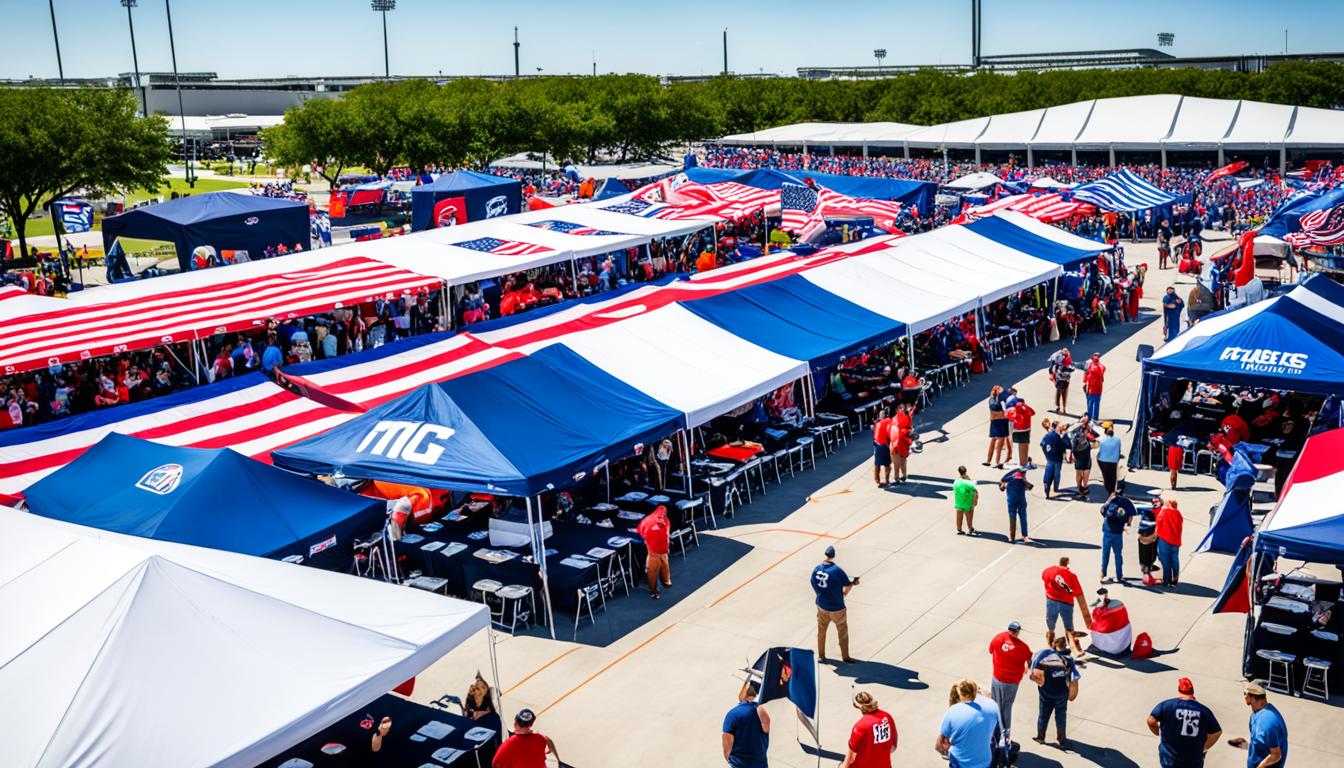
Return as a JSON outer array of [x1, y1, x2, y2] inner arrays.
[[0, 507, 488, 768], [719, 121, 920, 146], [1163, 96, 1239, 148], [975, 108, 1047, 148], [1286, 106, 1344, 146], [905, 116, 991, 148], [1073, 94, 1182, 149], [943, 171, 1003, 190]]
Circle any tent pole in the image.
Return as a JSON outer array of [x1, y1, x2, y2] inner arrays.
[[605, 461, 611, 504], [802, 374, 816, 419], [906, 329, 916, 373], [527, 496, 557, 639], [486, 626, 505, 717], [439, 279, 451, 330], [680, 429, 693, 497], [1051, 276, 1060, 317], [570, 256, 580, 295]]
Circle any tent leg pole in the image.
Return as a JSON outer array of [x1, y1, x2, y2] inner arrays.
[[1051, 276, 1059, 317], [486, 626, 505, 717], [803, 374, 816, 419], [439, 279, 451, 331], [680, 430, 693, 497], [906, 330, 915, 373], [570, 257, 580, 295], [527, 496, 557, 640], [605, 462, 611, 504]]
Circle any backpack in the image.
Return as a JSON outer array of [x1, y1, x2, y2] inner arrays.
[[1132, 632, 1154, 660]]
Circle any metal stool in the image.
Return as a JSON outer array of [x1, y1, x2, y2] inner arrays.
[[676, 497, 710, 530], [796, 437, 817, 471], [1256, 649, 1296, 695], [671, 516, 699, 556], [773, 448, 794, 478], [495, 584, 535, 634], [574, 583, 603, 639], [1303, 657, 1331, 700], [472, 579, 504, 624], [757, 452, 781, 484]]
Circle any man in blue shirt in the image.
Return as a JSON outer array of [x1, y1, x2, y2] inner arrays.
[[1162, 286, 1186, 343], [1229, 683, 1287, 768], [811, 545, 858, 663], [722, 679, 770, 768], [999, 466, 1034, 544], [1039, 421, 1068, 499], [1147, 677, 1221, 767], [1030, 638, 1080, 747], [1099, 487, 1137, 583], [936, 678, 1001, 768]]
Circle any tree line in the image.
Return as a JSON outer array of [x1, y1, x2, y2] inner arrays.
[[261, 62, 1344, 184]]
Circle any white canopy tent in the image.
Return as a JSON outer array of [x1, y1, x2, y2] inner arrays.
[[886, 225, 1062, 303], [942, 171, 1003, 190], [1163, 96, 1239, 149], [1028, 100, 1097, 149], [0, 506, 489, 768], [1285, 105, 1344, 147], [1218, 100, 1295, 148], [511, 197, 716, 238], [1073, 94, 1183, 150], [905, 116, 992, 149], [976, 108, 1048, 149], [800, 256, 981, 334]]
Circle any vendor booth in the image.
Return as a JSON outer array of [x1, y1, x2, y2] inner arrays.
[[100, 192, 309, 271], [23, 432, 387, 571], [411, 170, 522, 232], [0, 506, 489, 768]]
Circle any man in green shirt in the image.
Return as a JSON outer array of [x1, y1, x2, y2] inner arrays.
[[953, 465, 979, 536]]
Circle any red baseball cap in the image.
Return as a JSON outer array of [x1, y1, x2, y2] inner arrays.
[[1178, 677, 1195, 695]]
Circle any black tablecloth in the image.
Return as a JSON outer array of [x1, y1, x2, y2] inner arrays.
[[256, 694, 494, 768], [1159, 414, 1220, 448]]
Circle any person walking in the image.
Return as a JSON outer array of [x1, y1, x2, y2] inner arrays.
[[811, 545, 858, 663], [872, 408, 894, 487], [636, 505, 672, 599], [1029, 637, 1080, 748], [1147, 678, 1222, 768], [722, 680, 770, 768], [1138, 496, 1161, 581], [936, 679, 1001, 768], [1082, 353, 1105, 421], [1047, 347, 1074, 415], [1099, 487, 1137, 584], [1096, 423, 1123, 495], [1006, 397, 1036, 469], [891, 402, 914, 484], [492, 709, 559, 768], [1069, 419, 1097, 501], [1040, 420, 1068, 499], [1163, 286, 1186, 343], [988, 621, 1032, 741], [1157, 499, 1185, 587], [953, 465, 979, 536], [841, 691, 897, 768], [1042, 556, 1092, 651], [1228, 683, 1288, 768], [985, 386, 1010, 469], [999, 465, 1033, 545]]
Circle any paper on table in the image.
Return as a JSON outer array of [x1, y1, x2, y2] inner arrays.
[[439, 542, 468, 558], [432, 747, 466, 763], [587, 547, 615, 558], [278, 760, 314, 768], [421, 541, 445, 552], [560, 557, 592, 569], [416, 720, 455, 740], [464, 726, 496, 741], [400, 533, 426, 545]]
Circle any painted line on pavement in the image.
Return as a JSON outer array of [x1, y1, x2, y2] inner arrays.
[[538, 623, 677, 715]]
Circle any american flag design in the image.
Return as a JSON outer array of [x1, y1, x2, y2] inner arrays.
[[527, 220, 624, 236], [451, 237, 554, 256], [1286, 204, 1344, 247], [956, 193, 1094, 225], [601, 198, 659, 216], [780, 183, 824, 239]]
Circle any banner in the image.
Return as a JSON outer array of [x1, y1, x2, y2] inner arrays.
[[328, 192, 347, 220], [433, 196, 468, 228], [52, 199, 94, 234], [753, 646, 818, 742]]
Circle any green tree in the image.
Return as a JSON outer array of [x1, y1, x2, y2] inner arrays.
[[0, 87, 170, 262], [262, 97, 361, 188]]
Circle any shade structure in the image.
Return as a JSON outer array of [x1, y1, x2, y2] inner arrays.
[[0, 505, 488, 768], [409, 170, 522, 231], [1257, 427, 1344, 563], [962, 210, 1111, 267], [273, 345, 684, 495], [1072, 94, 1182, 149], [1163, 96, 1239, 149], [942, 172, 1003, 191], [876, 222, 1063, 305], [100, 192, 310, 269], [975, 108, 1047, 149], [1029, 99, 1097, 148], [512, 200, 712, 238], [23, 433, 386, 568], [679, 274, 906, 368], [1072, 169, 1181, 212], [683, 166, 936, 215], [904, 116, 992, 149]]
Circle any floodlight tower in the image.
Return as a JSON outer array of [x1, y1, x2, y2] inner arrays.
[[48, 0, 65, 85], [1157, 32, 1175, 47], [514, 27, 521, 78], [163, 0, 194, 187], [372, 0, 396, 79], [874, 48, 887, 74], [120, 0, 147, 116], [970, 0, 981, 68]]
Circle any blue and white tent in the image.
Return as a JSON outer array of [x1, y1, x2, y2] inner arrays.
[[1072, 169, 1181, 212], [1257, 427, 1344, 563], [23, 432, 385, 569]]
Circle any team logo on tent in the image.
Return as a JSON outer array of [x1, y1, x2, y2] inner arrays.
[[356, 420, 456, 465], [485, 195, 508, 218], [136, 463, 184, 495], [244, 216, 260, 225], [1218, 346, 1308, 375]]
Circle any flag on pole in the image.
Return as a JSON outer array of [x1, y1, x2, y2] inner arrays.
[[51, 199, 94, 234], [780, 183, 825, 241], [752, 647, 818, 743], [1212, 537, 1253, 614], [1204, 161, 1249, 186]]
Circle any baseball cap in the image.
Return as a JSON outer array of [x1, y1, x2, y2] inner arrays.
[[1178, 677, 1195, 695], [515, 708, 536, 726], [1007, 621, 1022, 632], [1244, 682, 1267, 696], [824, 545, 836, 558]]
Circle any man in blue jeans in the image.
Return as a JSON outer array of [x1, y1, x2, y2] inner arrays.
[[1099, 487, 1137, 584], [1000, 466, 1034, 544], [1039, 421, 1068, 499], [1030, 637, 1080, 748]]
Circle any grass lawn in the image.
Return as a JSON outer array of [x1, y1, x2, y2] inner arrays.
[[16, 177, 253, 239]]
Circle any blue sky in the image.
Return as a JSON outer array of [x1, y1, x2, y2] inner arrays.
[[5, 0, 1343, 80]]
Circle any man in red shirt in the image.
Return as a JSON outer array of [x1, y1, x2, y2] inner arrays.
[[841, 690, 896, 768], [988, 620, 1032, 739], [1156, 499, 1184, 587], [493, 708, 557, 768], [1042, 556, 1092, 652], [1083, 353, 1106, 421], [890, 403, 914, 484], [871, 408, 894, 487], [636, 505, 672, 599], [1006, 397, 1037, 469]]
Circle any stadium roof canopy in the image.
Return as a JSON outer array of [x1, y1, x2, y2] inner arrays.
[[717, 95, 1344, 152]]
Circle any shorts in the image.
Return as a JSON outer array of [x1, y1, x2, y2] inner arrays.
[[1012, 430, 1031, 445], [1055, 378, 1070, 390], [1166, 445, 1184, 472], [1073, 455, 1092, 471], [1045, 599, 1075, 632], [873, 443, 891, 467], [893, 441, 911, 458], [989, 419, 1010, 439]]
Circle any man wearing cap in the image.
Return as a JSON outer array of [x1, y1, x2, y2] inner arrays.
[[988, 621, 1032, 740], [1000, 465, 1034, 545], [1005, 397, 1037, 469], [493, 708, 558, 768], [1229, 683, 1288, 768], [841, 690, 897, 768], [1083, 353, 1105, 421], [811, 545, 858, 663], [1029, 637, 1080, 747], [722, 679, 770, 768], [1147, 678, 1222, 768], [1099, 487, 1137, 584]]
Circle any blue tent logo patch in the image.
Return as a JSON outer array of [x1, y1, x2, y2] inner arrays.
[[135, 463, 184, 495], [485, 195, 508, 218]]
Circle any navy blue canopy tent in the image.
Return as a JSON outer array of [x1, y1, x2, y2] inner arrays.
[[23, 432, 385, 570], [1260, 186, 1344, 241], [1128, 275, 1344, 467], [684, 167, 937, 214], [680, 274, 907, 368], [410, 170, 522, 231], [272, 345, 684, 497], [593, 177, 632, 201], [100, 192, 309, 270], [1071, 169, 1187, 213], [961, 215, 1111, 268]]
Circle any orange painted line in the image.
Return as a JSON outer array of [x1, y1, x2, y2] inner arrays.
[[504, 647, 580, 695], [840, 500, 907, 540], [709, 535, 822, 608], [806, 488, 854, 502], [539, 623, 677, 715]]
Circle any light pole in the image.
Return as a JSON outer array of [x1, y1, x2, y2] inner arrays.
[[47, 0, 65, 85], [874, 48, 886, 75], [372, 0, 396, 79], [164, 0, 194, 187], [722, 28, 728, 75], [121, 0, 147, 116]]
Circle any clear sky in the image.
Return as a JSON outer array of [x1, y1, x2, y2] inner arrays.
[[4, 0, 1342, 80]]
